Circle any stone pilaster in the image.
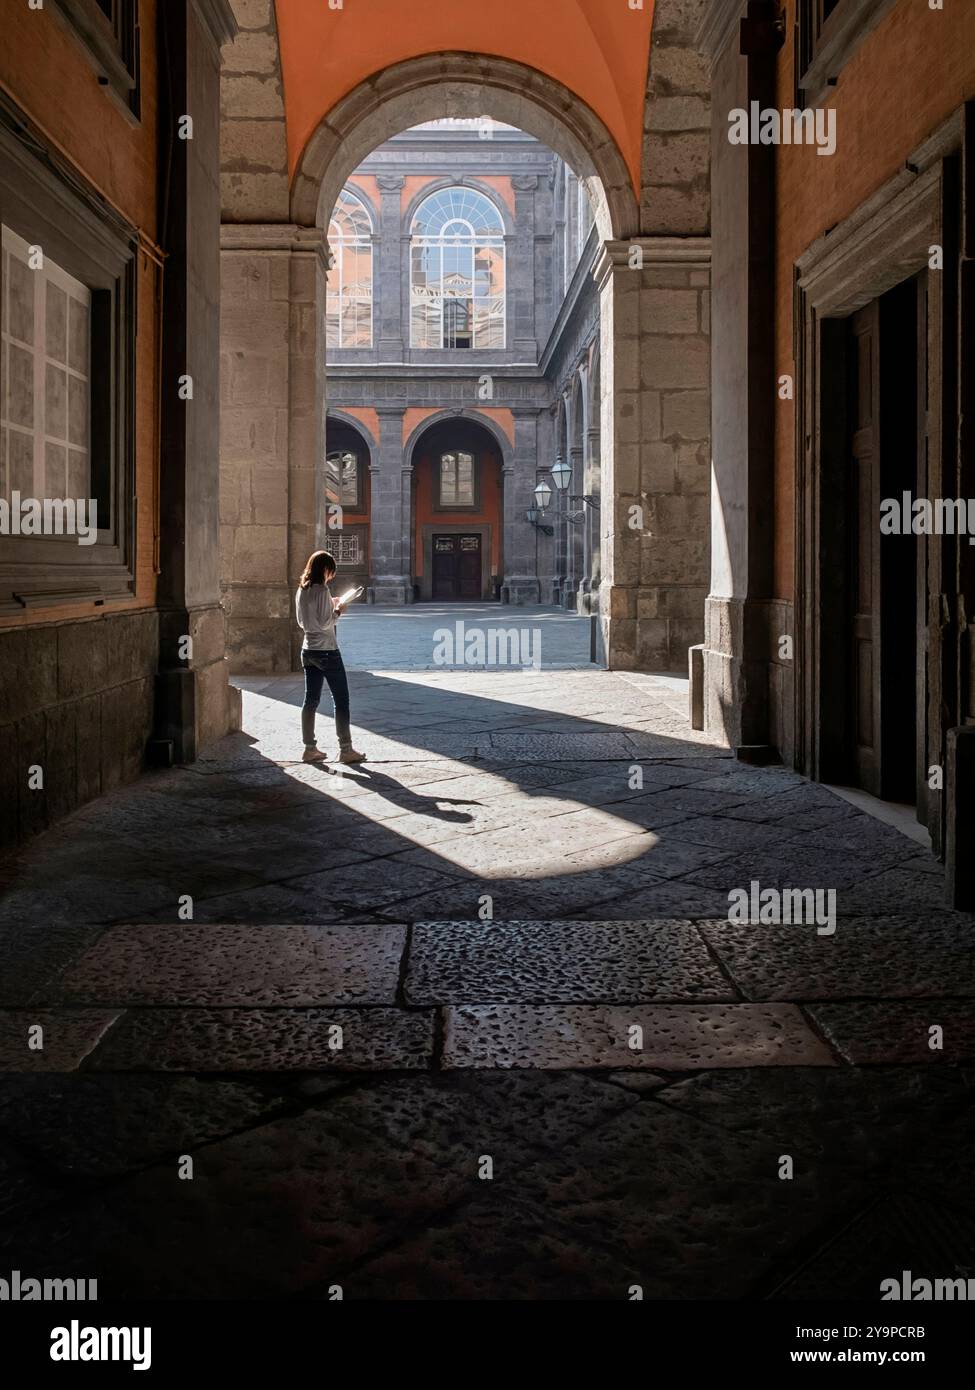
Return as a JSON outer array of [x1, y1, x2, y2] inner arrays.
[[594, 236, 711, 671], [156, 0, 240, 759], [700, 0, 776, 750], [371, 407, 411, 604], [376, 174, 405, 358], [502, 408, 542, 604], [579, 422, 601, 610], [219, 224, 324, 673], [566, 440, 585, 608], [511, 175, 539, 358]]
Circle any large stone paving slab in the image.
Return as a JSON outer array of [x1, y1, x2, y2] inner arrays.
[[0, 1075, 292, 1177], [652, 1069, 973, 1172], [442, 1003, 836, 1069], [405, 920, 736, 1004], [0, 923, 106, 1005], [771, 1194, 975, 1300], [807, 1000, 975, 1064], [314, 1072, 637, 1172], [350, 1100, 868, 1299], [577, 879, 736, 919], [0, 1107, 462, 1297], [701, 915, 975, 1001], [48, 925, 406, 1007], [0, 1138, 67, 1224], [0, 1010, 121, 1071], [343, 1191, 648, 1299], [373, 872, 675, 923], [87, 1007, 434, 1071]]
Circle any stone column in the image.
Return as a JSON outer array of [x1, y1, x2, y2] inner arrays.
[[219, 226, 292, 673], [155, 0, 240, 760], [511, 175, 538, 358], [376, 174, 405, 359], [502, 408, 542, 604], [371, 407, 411, 604], [287, 227, 329, 666], [594, 236, 711, 671]]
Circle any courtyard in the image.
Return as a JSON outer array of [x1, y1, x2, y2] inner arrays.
[[0, 610, 972, 1299]]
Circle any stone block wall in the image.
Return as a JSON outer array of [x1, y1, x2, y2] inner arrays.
[[220, 0, 289, 223], [220, 229, 294, 672], [597, 238, 711, 672], [0, 611, 158, 850]]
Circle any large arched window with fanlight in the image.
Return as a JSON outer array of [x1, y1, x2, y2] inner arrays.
[[410, 187, 505, 350], [326, 189, 373, 348]]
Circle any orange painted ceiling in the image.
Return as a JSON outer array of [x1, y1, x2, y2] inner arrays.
[[273, 0, 655, 195]]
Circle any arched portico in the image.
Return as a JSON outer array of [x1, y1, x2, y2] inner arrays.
[[220, 16, 712, 671], [291, 55, 638, 245]]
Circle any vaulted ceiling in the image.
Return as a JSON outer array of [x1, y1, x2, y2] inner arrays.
[[273, 0, 655, 195]]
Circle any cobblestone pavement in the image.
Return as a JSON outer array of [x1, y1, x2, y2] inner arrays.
[[0, 647, 973, 1299]]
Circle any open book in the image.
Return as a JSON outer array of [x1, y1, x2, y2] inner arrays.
[[334, 585, 364, 608]]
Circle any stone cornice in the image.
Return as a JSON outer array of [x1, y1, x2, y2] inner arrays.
[[193, 0, 238, 50], [593, 236, 712, 291], [696, 0, 749, 70], [220, 223, 325, 258]]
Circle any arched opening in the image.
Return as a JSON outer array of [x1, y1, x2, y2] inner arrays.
[[292, 55, 636, 242], [323, 414, 373, 598], [409, 416, 504, 602]]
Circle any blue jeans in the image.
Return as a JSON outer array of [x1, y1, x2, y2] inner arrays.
[[301, 649, 351, 749]]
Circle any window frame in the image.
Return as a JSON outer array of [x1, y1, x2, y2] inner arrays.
[[324, 447, 364, 513], [0, 96, 138, 612], [409, 187, 507, 352], [796, 0, 898, 109], [436, 449, 479, 512], [50, 0, 142, 121], [326, 188, 374, 351]]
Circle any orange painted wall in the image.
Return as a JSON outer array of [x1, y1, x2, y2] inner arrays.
[[0, 0, 160, 628], [772, 0, 975, 601], [347, 174, 379, 211], [402, 407, 514, 449], [413, 452, 503, 580], [273, 0, 654, 194]]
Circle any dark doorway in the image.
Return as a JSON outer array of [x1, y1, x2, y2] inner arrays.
[[844, 276, 923, 805], [432, 533, 482, 600]]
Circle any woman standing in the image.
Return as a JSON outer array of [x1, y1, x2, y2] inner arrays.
[[295, 550, 366, 765]]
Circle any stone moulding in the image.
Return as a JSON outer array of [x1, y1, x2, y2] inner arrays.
[[289, 54, 639, 244]]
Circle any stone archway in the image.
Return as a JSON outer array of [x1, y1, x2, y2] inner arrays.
[[291, 54, 638, 244], [219, 8, 714, 672]]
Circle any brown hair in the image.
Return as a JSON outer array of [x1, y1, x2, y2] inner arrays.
[[299, 550, 337, 588]]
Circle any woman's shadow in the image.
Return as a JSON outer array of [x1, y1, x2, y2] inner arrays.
[[310, 761, 479, 825]]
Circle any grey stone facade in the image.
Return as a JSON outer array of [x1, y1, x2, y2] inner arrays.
[[323, 128, 604, 617]]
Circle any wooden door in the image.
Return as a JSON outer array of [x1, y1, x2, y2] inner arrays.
[[847, 281, 920, 803], [432, 534, 482, 600], [457, 535, 481, 598], [850, 303, 881, 795]]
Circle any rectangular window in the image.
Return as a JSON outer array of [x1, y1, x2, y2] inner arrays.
[[1, 227, 92, 509], [439, 451, 475, 508], [325, 450, 360, 510], [796, 0, 897, 108], [0, 94, 138, 610], [52, 0, 141, 119]]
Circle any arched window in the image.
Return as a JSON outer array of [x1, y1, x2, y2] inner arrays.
[[326, 189, 373, 348], [410, 187, 505, 350]]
